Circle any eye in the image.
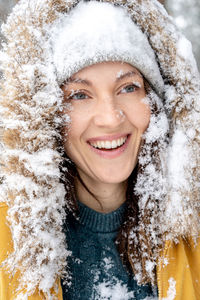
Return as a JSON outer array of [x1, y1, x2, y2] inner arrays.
[[120, 84, 136, 94], [67, 91, 89, 101]]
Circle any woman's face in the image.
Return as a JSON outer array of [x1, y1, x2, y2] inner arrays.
[[61, 62, 150, 185]]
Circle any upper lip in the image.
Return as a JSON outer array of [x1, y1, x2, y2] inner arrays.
[[87, 133, 130, 143]]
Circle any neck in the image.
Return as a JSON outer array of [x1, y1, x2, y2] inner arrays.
[[75, 175, 127, 213]]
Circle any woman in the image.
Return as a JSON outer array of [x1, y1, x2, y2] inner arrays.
[[0, 0, 199, 299]]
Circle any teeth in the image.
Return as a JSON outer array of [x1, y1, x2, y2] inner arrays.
[[117, 138, 122, 147], [111, 140, 117, 149], [105, 141, 110, 149], [90, 136, 127, 149]]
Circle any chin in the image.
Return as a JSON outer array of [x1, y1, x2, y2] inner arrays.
[[97, 169, 134, 185]]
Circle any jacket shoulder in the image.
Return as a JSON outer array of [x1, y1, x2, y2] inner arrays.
[[0, 203, 63, 299], [157, 237, 200, 300], [0, 202, 12, 263]]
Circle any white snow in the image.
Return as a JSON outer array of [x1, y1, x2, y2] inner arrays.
[[94, 280, 134, 300], [162, 278, 176, 300], [145, 260, 156, 278], [177, 37, 193, 60], [92, 257, 135, 300], [116, 70, 125, 79], [175, 16, 187, 29], [168, 129, 190, 189]]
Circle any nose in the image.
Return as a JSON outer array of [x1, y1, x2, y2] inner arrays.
[[93, 96, 125, 128]]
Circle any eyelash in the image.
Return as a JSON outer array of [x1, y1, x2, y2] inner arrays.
[[118, 84, 138, 94], [66, 90, 89, 100], [66, 83, 139, 101]]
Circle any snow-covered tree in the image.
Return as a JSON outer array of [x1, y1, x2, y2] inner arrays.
[[166, 0, 200, 70]]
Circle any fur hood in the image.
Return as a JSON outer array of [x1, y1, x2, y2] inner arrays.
[[0, 0, 199, 296]]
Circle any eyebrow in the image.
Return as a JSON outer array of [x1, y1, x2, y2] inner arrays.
[[64, 78, 92, 86], [116, 70, 143, 82], [64, 70, 142, 87]]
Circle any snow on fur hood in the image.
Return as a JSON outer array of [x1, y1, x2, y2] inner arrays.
[[0, 0, 199, 296]]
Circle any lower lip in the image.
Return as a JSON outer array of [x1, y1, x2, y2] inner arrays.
[[88, 135, 131, 159]]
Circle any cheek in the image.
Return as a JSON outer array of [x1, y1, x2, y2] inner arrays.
[[63, 129, 79, 165], [126, 102, 151, 132], [141, 104, 151, 130], [62, 108, 88, 152]]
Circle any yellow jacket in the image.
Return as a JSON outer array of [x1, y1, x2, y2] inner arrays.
[[1, 203, 200, 300]]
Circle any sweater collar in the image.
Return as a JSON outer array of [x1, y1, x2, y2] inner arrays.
[[77, 201, 126, 233]]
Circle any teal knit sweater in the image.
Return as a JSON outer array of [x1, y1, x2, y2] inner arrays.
[[62, 201, 157, 299]]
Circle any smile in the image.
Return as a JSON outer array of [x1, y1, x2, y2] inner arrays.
[[89, 136, 127, 150]]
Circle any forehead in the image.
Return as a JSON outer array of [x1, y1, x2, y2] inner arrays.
[[68, 61, 143, 83]]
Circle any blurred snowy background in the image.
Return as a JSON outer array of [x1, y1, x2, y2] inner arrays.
[[0, 0, 17, 22], [0, 0, 200, 70], [166, 0, 200, 70]]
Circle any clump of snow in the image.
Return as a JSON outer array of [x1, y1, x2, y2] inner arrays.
[[175, 16, 187, 29], [186, 127, 196, 139], [116, 70, 125, 79], [102, 257, 113, 272], [162, 278, 176, 300], [163, 258, 169, 267], [92, 257, 135, 300], [94, 280, 134, 300], [145, 260, 156, 281], [161, 127, 198, 236], [168, 129, 189, 190], [133, 81, 142, 88], [177, 37, 193, 60]]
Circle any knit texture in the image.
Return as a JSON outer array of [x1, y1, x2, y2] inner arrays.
[[62, 201, 156, 299]]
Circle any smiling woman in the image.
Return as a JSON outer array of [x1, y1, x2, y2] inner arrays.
[[0, 0, 199, 300], [61, 62, 150, 212], [60, 62, 150, 215]]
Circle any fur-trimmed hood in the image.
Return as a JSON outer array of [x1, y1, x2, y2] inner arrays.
[[0, 0, 199, 297]]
